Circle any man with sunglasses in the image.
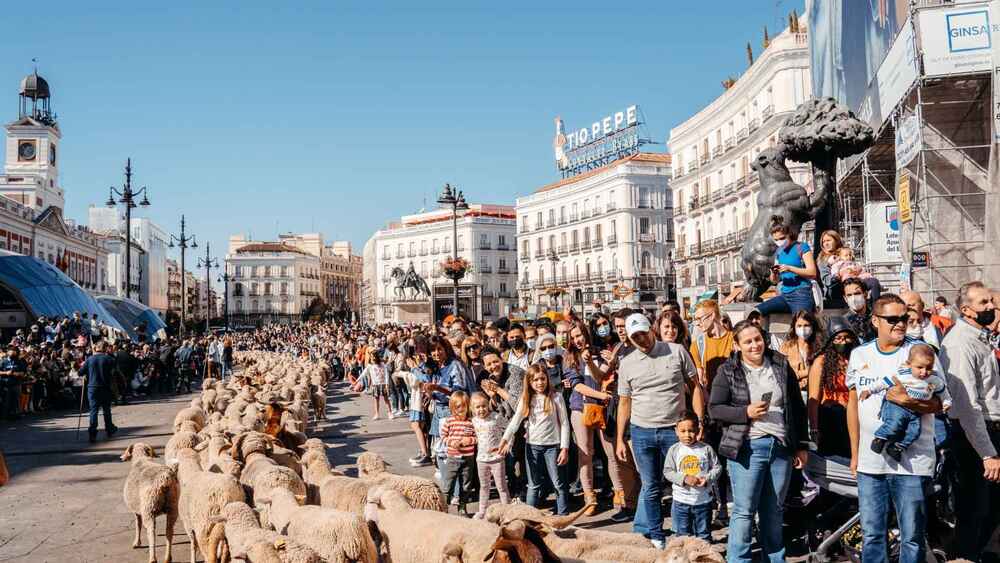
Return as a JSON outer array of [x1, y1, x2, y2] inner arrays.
[[847, 294, 944, 563], [940, 281, 1000, 561]]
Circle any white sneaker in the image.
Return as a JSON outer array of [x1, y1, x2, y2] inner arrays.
[[650, 539, 665, 550], [372, 415, 380, 421], [388, 411, 396, 420]]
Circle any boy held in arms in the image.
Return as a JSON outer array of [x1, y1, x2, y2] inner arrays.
[[860, 343, 951, 462]]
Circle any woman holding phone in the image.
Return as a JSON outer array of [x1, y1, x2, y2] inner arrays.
[[709, 320, 809, 563]]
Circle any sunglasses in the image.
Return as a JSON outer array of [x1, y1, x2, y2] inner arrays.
[[465, 344, 481, 351], [539, 344, 556, 351], [876, 314, 909, 326]]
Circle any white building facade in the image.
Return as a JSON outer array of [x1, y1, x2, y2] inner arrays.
[[367, 204, 518, 323], [225, 236, 322, 323], [669, 24, 812, 310], [515, 153, 673, 314]]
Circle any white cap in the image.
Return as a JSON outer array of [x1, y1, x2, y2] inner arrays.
[[625, 313, 652, 338]]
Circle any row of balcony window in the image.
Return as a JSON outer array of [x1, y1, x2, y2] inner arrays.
[[678, 270, 746, 289], [519, 204, 619, 233], [517, 268, 665, 289], [673, 229, 750, 261], [674, 105, 775, 180], [520, 235, 619, 262], [383, 244, 513, 260], [678, 175, 759, 216]]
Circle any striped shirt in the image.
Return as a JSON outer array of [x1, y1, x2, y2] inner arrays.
[[439, 416, 477, 458]]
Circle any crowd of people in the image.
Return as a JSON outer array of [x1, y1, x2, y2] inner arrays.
[[3, 222, 999, 562]]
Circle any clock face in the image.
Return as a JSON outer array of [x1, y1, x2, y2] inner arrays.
[[18, 141, 36, 161], [48, 144, 56, 165]]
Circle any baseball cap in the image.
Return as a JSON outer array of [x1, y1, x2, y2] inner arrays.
[[625, 313, 652, 338]]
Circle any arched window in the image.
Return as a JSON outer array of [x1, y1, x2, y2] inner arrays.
[[641, 251, 652, 269], [538, 266, 545, 285], [585, 260, 591, 277]]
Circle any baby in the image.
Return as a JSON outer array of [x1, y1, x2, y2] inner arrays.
[[860, 343, 951, 462], [830, 247, 873, 282]]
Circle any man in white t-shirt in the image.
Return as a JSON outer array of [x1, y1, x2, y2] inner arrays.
[[847, 294, 944, 563]]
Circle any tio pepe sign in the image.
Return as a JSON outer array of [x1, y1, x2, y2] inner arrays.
[[554, 106, 640, 173]]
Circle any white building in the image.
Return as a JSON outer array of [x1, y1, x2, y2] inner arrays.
[[270, 233, 363, 319], [0, 70, 110, 308], [225, 236, 322, 323], [515, 153, 673, 314], [366, 203, 518, 323], [88, 208, 170, 316], [668, 23, 812, 310]]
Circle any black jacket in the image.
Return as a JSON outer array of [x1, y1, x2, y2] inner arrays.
[[708, 350, 808, 460]]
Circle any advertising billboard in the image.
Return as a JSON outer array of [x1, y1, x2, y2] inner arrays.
[[552, 105, 645, 178], [919, 4, 999, 76], [808, 0, 910, 115], [864, 201, 903, 264]]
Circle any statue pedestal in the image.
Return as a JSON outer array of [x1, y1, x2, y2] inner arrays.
[[722, 303, 850, 337]]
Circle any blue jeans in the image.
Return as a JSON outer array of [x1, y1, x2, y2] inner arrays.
[[857, 472, 929, 563], [755, 285, 815, 316], [727, 436, 792, 563], [630, 424, 679, 542], [671, 500, 712, 541], [525, 444, 569, 515], [87, 387, 114, 437], [875, 401, 922, 449]]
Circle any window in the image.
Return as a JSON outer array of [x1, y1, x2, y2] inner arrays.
[[420, 240, 426, 252], [408, 242, 415, 255], [548, 234, 555, 250], [595, 195, 602, 211], [639, 217, 651, 235], [571, 230, 578, 245], [595, 224, 602, 239], [536, 212, 543, 228], [396, 243, 403, 257], [638, 187, 650, 208], [536, 238, 542, 252], [432, 238, 438, 252], [538, 267, 545, 285], [280, 282, 288, 295], [480, 233, 488, 247], [499, 281, 507, 293], [420, 262, 428, 276], [264, 282, 272, 295], [457, 235, 463, 250], [499, 257, 507, 270], [583, 227, 590, 244], [521, 240, 529, 255], [480, 256, 489, 270], [560, 206, 566, 221], [641, 251, 652, 269], [383, 245, 390, 258], [548, 209, 555, 224], [498, 234, 506, 246], [610, 219, 616, 237]]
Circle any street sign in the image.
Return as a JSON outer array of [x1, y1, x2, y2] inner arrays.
[[898, 172, 913, 224]]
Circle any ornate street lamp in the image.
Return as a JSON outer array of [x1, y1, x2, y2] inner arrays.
[[437, 183, 469, 319], [106, 158, 150, 301], [218, 270, 232, 332], [169, 215, 197, 337], [197, 242, 218, 334]]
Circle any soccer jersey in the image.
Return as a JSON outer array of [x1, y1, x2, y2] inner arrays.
[[846, 338, 942, 476]]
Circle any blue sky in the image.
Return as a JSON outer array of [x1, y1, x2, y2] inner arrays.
[[0, 1, 802, 284]]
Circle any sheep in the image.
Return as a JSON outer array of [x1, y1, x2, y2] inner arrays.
[[356, 452, 446, 512], [120, 443, 179, 563], [201, 388, 218, 413], [310, 389, 326, 421], [174, 406, 207, 433], [247, 460, 306, 529], [364, 486, 543, 563], [298, 443, 352, 506], [165, 425, 203, 465], [208, 501, 321, 563], [171, 448, 245, 563], [258, 487, 378, 563], [661, 536, 725, 563], [484, 502, 652, 549]]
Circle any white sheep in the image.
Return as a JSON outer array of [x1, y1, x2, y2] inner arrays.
[[165, 425, 203, 465], [259, 487, 378, 563], [173, 406, 207, 433], [171, 448, 245, 563], [356, 452, 446, 512], [120, 443, 179, 563], [209, 501, 320, 563]]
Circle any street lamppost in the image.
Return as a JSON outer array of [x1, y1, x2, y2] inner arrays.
[[437, 183, 469, 319], [547, 249, 561, 308], [218, 270, 232, 332], [168, 215, 197, 338], [106, 158, 150, 300], [197, 242, 218, 334]]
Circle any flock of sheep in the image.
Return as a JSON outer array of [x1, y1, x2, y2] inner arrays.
[[118, 351, 723, 563]]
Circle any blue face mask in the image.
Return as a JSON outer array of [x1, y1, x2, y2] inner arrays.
[[596, 325, 611, 338], [540, 348, 559, 362]]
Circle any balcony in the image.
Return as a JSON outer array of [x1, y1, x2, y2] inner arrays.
[[557, 244, 569, 256], [520, 225, 529, 233], [724, 137, 736, 150], [686, 162, 697, 173], [395, 252, 405, 259], [737, 128, 749, 141], [638, 233, 655, 243], [479, 242, 492, 250], [699, 153, 709, 165], [419, 249, 428, 256], [534, 250, 545, 259], [606, 203, 617, 212], [520, 253, 530, 262], [689, 194, 704, 211], [546, 219, 555, 228], [762, 105, 774, 120], [591, 238, 603, 249], [570, 243, 580, 253], [674, 167, 685, 179], [591, 207, 602, 217], [711, 146, 723, 158], [519, 279, 530, 288], [748, 118, 760, 132], [569, 213, 579, 222], [637, 200, 652, 209], [431, 247, 440, 255], [688, 243, 703, 257], [479, 265, 493, 273], [497, 290, 511, 298], [498, 266, 510, 274], [407, 250, 416, 257], [558, 217, 567, 225], [673, 246, 686, 260], [736, 176, 747, 189], [581, 240, 591, 252], [607, 234, 618, 246], [497, 243, 510, 251]]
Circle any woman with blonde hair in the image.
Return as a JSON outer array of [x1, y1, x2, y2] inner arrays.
[[359, 347, 394, 420], [817, 229, 846, 307]]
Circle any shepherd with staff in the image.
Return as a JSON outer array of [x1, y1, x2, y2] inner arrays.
[[81, 340, 118, 443]]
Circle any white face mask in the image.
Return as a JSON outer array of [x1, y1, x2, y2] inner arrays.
[[906, 325, 923, 339], [795, 326, 812, 340], [845, 295, 866, 312]]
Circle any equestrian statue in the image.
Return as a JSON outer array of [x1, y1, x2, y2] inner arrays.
[[390, 263, 431, 301]]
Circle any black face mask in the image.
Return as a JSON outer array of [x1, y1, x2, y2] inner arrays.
[[973, 308, 997, 328], [832, 342, 855, 357], [510, 338, 526, 351]]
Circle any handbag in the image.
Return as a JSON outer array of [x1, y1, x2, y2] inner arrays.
[[582, 402, 606, 429]]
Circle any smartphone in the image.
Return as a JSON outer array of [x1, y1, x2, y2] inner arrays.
[[760, 391, 773, 404]]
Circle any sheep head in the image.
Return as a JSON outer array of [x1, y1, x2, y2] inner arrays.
[[663, 536, 725, 563], [120, 443, 156, 462], [356, 451, 388, 477]]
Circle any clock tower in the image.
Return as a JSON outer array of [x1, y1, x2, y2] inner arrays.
[[0, 69, 65, 212]]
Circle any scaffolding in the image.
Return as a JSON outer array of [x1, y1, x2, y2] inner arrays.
[[834, 6, 997, 299]]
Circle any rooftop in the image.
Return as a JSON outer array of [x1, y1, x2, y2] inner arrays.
[[234, 242, 310, 255], [535, 152, 672, 194]]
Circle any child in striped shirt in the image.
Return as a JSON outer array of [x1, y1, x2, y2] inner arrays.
[[438, 390, 476, 515]]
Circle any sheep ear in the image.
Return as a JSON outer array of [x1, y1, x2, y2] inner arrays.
[[119, 444, 134, 461], [193, 441, 209, 452], [294, 494, 306, 504]]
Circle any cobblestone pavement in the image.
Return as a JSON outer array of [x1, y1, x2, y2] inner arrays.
[[0, 380, 743, 562]]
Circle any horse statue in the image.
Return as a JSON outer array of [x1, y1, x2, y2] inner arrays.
[[390, 264, 431, 300]]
